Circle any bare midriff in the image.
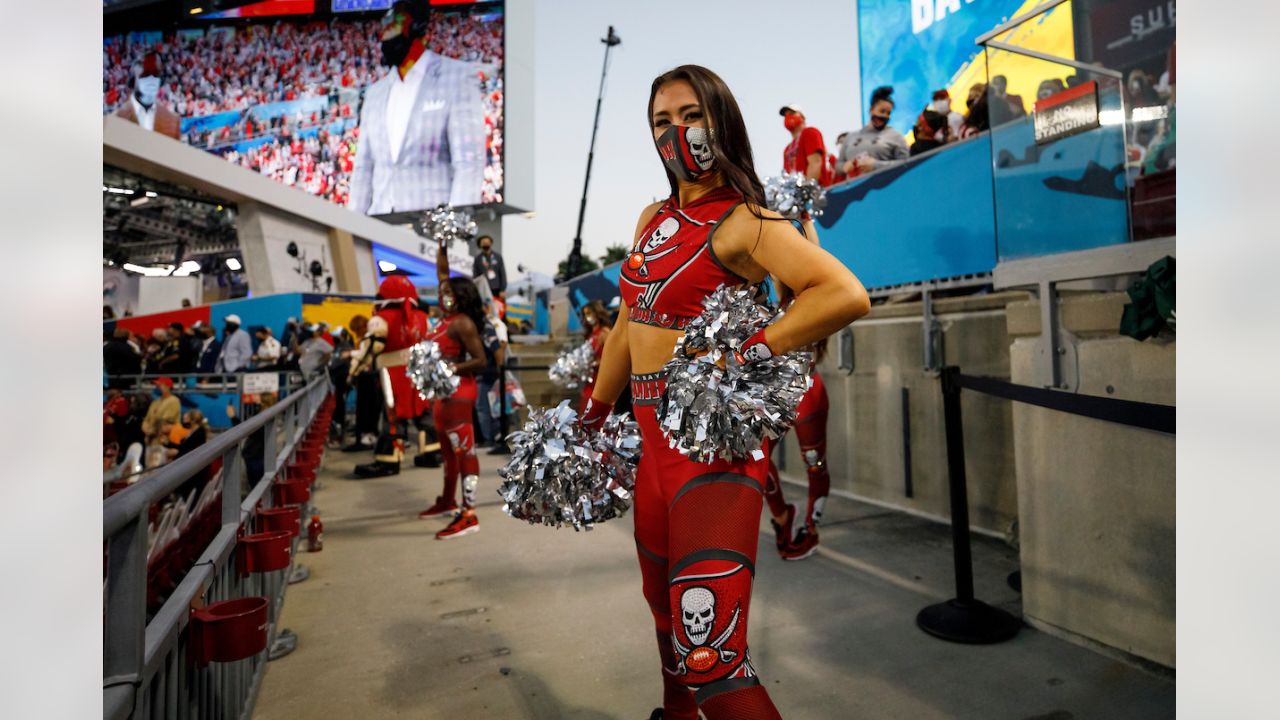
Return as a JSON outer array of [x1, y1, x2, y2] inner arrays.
[[628, 324, 687, 376]]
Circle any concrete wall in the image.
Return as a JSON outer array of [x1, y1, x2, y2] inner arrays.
[[779, 292, 1025, 537], [236, 201, 338, 294], [1007, 292, 1176, 669], [777, 289, 1174, 669]]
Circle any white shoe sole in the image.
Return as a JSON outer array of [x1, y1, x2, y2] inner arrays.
[[781, 543, 819, 561], [436, 524, 479, 540]]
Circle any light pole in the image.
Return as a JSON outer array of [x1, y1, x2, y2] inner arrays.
[[565, 25, 621, 280]]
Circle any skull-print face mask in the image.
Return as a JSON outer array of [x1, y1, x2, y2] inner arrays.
[[655, 124, 716, 182]]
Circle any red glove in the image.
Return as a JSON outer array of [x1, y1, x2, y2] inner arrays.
[[580, 398, 613, 433], [735, 328, 775, 364]]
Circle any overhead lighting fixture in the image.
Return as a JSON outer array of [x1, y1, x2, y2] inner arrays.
[[129, 196, 150, 207], [145, 191, 158, 198], [104, 186, 134, 195], [378, 260, 397, 273], [122, 263, 176, 277], [189, 7, 203, 14], [173, 260, 202, 277], [225, 257, 242, 271]]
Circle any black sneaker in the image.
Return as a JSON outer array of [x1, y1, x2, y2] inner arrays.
[[353, 460, 400, 478]]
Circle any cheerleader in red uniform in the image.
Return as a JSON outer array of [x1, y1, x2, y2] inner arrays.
[[582, 65, 870, 720], [578, 299, 611, 414], [417, 240, 490, 540]]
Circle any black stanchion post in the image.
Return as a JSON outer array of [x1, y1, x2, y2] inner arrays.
[[915, 366, 1021, 644]]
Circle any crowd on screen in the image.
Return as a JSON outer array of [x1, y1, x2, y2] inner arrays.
[[103, 13, 506, 207]]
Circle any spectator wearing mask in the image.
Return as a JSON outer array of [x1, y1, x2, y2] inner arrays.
[[959, 83, 990, 139], [297, 325, 335, 379], [156, 323, 184, 374], [1037, 78, 1066, 102], [779, 103, 832, 186], [104, 327, 142, 387], [196, 325, 222, 374], [252, 326, 283, 369], [930, 89, 964, 141], [141, 377, 181, 440], [987, 74, 1025, 126], [472, 234, 507, 298], [474, 298, 505, 446], [910, 110, 948, 156], [345, 315, 386, 452], [281, 318, 300, 362], [838, 86, 909, 178], [216, 314, 253, 373]]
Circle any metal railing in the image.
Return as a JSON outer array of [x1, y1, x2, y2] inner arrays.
[[106, 371, 307, 397], [103, 374, 329, 720]]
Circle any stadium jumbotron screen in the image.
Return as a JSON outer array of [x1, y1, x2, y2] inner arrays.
[[103, 0, 506, 214]]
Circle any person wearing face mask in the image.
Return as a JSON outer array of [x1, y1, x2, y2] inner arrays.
[[960, 82, 990, 139], [930, 89, 964, 141], [348, 0, 486, 215], [585, 64, 870, 720], [910, 110, 948, 156], [471, 234, 507, 298], [837, 85, 909, 178], [576, 300, 611, 415], [215, 314, 253, 373], [416, 241, 489, 540], [354, 275, 433, 479], [113, 52, 180, 139], [778, 103, 832, 187]]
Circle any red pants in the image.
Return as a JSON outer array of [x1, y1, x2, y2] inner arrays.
[[764, 372, 830, 528], [435, 377, 480, 509], [631, 373, 782, 720]]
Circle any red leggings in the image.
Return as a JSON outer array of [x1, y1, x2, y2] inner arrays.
[[764, 372, 830, 528], [631, 373, 782, 720], [435, 378, 480, 509]]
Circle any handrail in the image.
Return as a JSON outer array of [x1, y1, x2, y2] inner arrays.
[[103, 375, 324, 538]]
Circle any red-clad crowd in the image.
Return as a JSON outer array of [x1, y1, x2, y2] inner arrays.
[[103, 12, 505, 207]]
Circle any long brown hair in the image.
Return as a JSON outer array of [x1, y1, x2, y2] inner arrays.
[[648, 65, 776, 224]]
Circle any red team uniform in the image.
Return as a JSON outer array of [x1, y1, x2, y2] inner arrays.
[[619, 184, 782, 719]]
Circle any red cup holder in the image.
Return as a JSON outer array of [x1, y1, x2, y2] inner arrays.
[[258, 506, 301, 537], [285, 464, 316, 481], [236, 531, 292, 574], [273, 478, 312, 506], [190, 597, 270, 665]]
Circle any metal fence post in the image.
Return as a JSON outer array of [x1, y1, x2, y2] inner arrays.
[[104, 516, 147, 716]]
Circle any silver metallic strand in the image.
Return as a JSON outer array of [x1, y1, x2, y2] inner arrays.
[[414, 204, 479, 245], [497, 401, 641, 531], [657, 286, 812, 463], [407, 340, 461, 400], [548, 341, 597, 390], [764, 172, 828, 220]]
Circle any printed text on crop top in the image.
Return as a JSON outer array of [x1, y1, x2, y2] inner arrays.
[[618, 186, 748, 330]]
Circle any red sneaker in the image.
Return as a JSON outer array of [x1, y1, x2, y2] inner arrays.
[[418, 496, 459, 519], [770, 504, 797, 557], [780, 525, 819, 561], [436, 510, 479, 540]]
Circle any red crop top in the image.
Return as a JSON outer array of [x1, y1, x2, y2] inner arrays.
[[619, 186, 747, 330], [428, 314, 465, 360]]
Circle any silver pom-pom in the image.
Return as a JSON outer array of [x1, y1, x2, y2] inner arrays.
[[658, 286, 812, 463], [407, 340, 460, 400], [764, 172, 828, 220], [548, 341, 597, 390], [414, 204, 478, 245], [497, 401, 641, 531]]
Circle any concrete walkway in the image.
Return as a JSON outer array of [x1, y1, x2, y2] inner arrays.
[[254, 448, 1174, 720]]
